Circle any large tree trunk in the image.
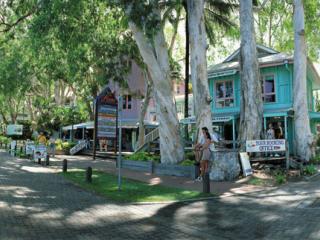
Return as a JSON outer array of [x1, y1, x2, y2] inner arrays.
[[184, 1, 190, 140], [239, 0, 263, 144], [293, 0, 314, 161], [187, 0, 212, 136], [137, 71, 152, 147], [129, 20, 184, 164]]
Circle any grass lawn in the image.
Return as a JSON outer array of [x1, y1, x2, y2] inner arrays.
[[60, 169, 213, 203]]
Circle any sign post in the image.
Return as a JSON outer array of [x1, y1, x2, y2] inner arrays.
[[117, 95, 122, 191]]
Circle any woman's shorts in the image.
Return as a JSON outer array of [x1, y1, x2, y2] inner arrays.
[[201, 148, 211, 161]]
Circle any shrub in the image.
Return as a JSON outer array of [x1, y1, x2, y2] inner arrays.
[[0, 135, 11, 145], [273, 170, 287, 185], [184, 152, 195, 161], [124, 152, 160, 163], [179, 159, 195, 166], [311, 155, 320, 165], [303, 164, 318, 176], [55, 139, 77, 151]]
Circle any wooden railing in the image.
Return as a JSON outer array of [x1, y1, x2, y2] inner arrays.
[[134, 128, 159, 153]]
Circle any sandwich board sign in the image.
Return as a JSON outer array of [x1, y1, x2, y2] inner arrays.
[[25, 141, 35, 155], [239, 152, 253, 177], [34, 144, 47, 161], [10, 141, 17, 156]]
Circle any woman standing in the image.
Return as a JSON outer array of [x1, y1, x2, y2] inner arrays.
[[196, 130, 212, 182]]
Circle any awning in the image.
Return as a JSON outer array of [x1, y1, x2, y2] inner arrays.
[[180, 113, 239, 125], [309, 112, 320, 120], [62, 121, 94, 131], [263, 108, 294, 118]]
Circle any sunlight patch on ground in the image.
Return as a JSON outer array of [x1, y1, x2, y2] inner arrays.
[[66, 204, 151, 227], [148, 177, 162, 185], [21, 166, 57, 173]]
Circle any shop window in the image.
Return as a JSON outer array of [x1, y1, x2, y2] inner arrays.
[[262, 75, 276, 103], [123, 95, 132, 110], [215, 80, 234, 108]]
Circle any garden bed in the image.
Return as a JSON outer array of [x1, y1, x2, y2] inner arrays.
[[118, 159, 197, 179]]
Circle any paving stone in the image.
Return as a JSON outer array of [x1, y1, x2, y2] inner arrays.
[[1, 151, 320, 239]]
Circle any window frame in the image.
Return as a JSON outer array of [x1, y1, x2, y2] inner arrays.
[[261, 74, 277, 103], [122, 95, 132, 110], [215, 79, 235, 108]]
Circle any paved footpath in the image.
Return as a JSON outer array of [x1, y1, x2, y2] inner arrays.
[[1, 151, 320, 240]]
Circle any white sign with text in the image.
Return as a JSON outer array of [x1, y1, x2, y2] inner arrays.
[[239, 152, 253, 177], [246, 139, 286, 153]]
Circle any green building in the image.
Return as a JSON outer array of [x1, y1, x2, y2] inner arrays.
[[206, 45, 320, 153]]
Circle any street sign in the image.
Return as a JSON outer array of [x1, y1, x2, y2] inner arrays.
[[246, 139, 286, 152]]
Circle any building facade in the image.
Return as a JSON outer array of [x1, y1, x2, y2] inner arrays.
[[207, 45, 320, 153]]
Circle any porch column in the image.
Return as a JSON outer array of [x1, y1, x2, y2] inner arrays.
[[232, 118, 236, 149], [284, 116, 288, 139], [284, 116, 289, 154], [82, 128, 85, 140], [263, 117, 267, 136]]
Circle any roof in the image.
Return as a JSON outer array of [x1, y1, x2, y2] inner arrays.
[[223, 44, 279, 63], [208, 52, 293, 77]]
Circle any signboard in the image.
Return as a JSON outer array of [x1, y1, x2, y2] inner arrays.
[[34, 144, 47, 160], [246, 139, 286, 153], [239, 152, 253, 177], [25, 141, 35, 155], [6, 124, 23, 136], [96, 88, 117, 139], [10, 141, 16, 156]]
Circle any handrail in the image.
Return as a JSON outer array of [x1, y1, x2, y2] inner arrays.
[[135, 128, 159, 152]]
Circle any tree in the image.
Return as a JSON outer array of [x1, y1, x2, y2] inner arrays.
[[123, 1, 184, 164], [238, 0, 263, 144], [293, 0, 314, 161], [187, 0, 213, 135]]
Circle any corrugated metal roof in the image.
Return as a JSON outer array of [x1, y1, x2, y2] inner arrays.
[[208, 52, 293, 76]]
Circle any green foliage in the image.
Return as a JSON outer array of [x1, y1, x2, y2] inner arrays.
[[311, 155, 320, 165], [179, 159, 195, 166], [0, 135, 11, 144], [273, 170, 287, 185], [61, 169, 212, 202], [124, 152, 160, 163], [55, 139, 77, 151], [184, 151, 195, 161], [302, 164, 318, 176]]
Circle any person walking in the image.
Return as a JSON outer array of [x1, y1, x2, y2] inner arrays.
[[49, 135, 56, 157]]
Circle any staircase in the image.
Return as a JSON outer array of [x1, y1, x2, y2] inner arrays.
[[70, 140, 87, 155], [135, 128, 159, 153]]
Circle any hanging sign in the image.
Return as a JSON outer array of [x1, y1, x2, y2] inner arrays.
[[246, 139, 286, 152], [7, 125, 23, 136]]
